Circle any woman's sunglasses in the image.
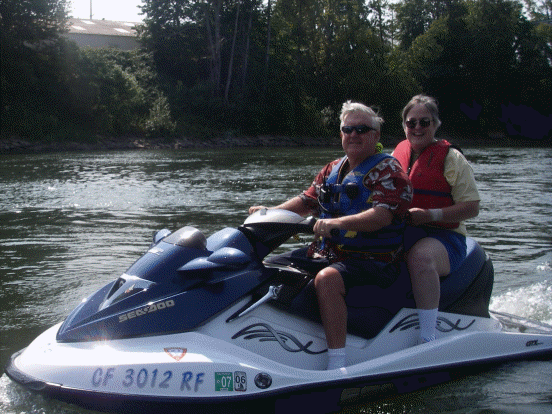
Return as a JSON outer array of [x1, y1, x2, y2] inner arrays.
[[341, 125, 376, 135], [405, 118, 431, 129]]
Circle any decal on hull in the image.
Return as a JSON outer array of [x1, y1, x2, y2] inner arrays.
[[164, 347, 187, 361], [232, 323, 326, 354], [118, 299, 175, 323], [389, 312, 476, 333]]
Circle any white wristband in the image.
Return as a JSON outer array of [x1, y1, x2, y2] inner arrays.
[[428, 209, 443, 222]]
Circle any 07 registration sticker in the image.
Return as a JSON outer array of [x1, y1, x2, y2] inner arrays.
[[215, 371, 247, 392]]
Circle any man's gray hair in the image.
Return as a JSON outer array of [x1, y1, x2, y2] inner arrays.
[[340, 100, 384, 131]]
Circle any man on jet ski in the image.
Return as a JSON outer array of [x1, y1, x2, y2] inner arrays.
[[249, 101, 413, 369]]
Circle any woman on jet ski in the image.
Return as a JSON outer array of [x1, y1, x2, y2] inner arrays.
[[393, 94, 481, 344], [249, 101, 412, 369]]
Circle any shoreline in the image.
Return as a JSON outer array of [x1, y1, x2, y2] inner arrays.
[[1, 133, 549, 154], [0, 135, 342, 154]]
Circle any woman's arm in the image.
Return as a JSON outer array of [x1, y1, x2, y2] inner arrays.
[[409, 200, 479, 226]]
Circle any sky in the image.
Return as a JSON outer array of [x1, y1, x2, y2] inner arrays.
[[70, 0, 144, 22], [69, 0, 402, 23]]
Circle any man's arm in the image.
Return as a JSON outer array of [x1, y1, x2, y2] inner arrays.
[[249, 196, 313, 217], [313, 206, 393, 237]]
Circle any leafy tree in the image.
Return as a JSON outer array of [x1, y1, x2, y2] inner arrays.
[[1, 0, 71, 139], [403, 0, 551, 138], [1, 0, 173, 141], [138, 0, 271, 133], [393, 0, 465, 49], [394, 0, 434, 50], [0, 0, 69, 48], [521, 0, 552, 20], [266, 0, 413, 135], [461, 0, 527, 130], [3, 0, 550, 143]]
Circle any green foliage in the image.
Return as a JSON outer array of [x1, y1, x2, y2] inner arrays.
[[1, 39, 175, 140], [0, 0, 69, 47], [402, 0, 552, 138], [1, 0, 71, 140], [1, 0, 551, 143]]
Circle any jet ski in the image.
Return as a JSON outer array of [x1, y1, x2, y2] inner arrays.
[[5, 209, 552, 414]]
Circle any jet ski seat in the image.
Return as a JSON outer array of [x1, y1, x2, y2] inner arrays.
[[272, 237, 494, 340]]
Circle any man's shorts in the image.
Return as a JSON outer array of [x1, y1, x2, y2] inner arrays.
[[265, 247, 400, 290], [329, 259, 400, 290]]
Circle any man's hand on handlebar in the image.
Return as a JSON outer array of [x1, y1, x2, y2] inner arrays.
[[313, 219, 340, 238], [249, 206, 268, 215]]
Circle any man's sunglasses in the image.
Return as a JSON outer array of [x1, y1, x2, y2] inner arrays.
[[405, 118, 431, 129], [341, 125, 376, 135]]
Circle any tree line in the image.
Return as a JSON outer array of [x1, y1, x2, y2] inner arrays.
[[1, 0, 551, 143]]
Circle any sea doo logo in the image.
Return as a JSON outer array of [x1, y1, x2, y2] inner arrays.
[[526, 340, 542, 347], [118, 299, 175, 323]]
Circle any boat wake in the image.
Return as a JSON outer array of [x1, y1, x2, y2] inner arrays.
[[492, 282, 551, 322], [491, 252, 552, 326]]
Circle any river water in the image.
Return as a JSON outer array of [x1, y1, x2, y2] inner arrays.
[[1, 146, 551, 414]]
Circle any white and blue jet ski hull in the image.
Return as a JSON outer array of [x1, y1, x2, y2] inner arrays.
[[5, 210, 552, 413], [7, 304, 552, 413]]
